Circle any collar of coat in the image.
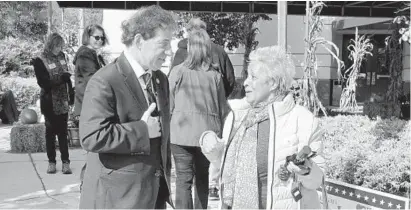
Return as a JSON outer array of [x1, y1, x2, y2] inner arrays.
[[229, 93, 296, 117]]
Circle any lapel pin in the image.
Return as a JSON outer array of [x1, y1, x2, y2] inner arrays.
[[156, 78, 160, 84]]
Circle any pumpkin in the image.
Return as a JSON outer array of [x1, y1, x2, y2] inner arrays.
[[20, 108, 38, 124]]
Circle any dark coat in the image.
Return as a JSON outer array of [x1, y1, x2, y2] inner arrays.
[[170, 38, 235, 97], [73, 45, 105, 116], [78, 53, 172, 209], [33, 53, 74, 117]]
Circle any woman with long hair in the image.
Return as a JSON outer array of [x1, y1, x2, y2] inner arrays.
[[33, 32, 74, 174], [73, 24, 108, 117], [168, 29, 230, 209]]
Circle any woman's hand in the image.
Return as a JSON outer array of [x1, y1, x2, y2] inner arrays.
[[286, 160, 312, 176], [201, 131, 220, 154]]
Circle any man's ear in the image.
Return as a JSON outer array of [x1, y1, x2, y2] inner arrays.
[[133, 34, 144, 49]]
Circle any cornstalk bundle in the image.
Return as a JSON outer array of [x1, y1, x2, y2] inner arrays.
[[340, 28, 373, 111], [300, 1, 344, 116], [386, 17, 407, 104]]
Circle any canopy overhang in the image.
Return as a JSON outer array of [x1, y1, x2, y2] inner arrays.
[[57, 1, 407, 18]]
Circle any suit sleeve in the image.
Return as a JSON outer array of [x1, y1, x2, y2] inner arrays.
[[222, 52, 235, 97], [296, 111, 325, 190], [79, 75, 151, 154]]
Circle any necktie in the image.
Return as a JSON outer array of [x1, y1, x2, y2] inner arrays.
[[142, 72, 159, 117]]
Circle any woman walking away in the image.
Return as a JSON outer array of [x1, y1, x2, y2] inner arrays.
[[169, 29, 230, 209]]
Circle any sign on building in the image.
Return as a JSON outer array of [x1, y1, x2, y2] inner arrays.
[[317, 179, 410, 210]]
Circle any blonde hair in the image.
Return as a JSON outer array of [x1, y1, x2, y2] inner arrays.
[[248, 46, 296, 95], [183, 29, 217, 71], [43, 33, 64, 56]]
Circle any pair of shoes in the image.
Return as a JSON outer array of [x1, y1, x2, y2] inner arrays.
[[47, 162, 57, 174], [62, 162, 72, 174], [209, 187, 220, 200]]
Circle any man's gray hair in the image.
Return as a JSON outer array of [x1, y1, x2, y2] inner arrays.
[[121, 5, 177, 46], [249, 46, 296, 95]]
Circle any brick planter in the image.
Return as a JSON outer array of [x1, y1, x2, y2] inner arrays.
[[10, 123, 46, 153]]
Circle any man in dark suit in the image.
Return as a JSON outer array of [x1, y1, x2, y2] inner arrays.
[[78, 5, 175, 209]]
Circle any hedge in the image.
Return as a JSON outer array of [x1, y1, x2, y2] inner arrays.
[[0, 75, 40, 111], [0, 37, 43, 77], [320, 115, 410, 198], [10, 123, 46, 153]]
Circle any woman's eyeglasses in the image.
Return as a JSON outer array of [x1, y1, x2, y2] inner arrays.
[[91, 36, 105, 41]]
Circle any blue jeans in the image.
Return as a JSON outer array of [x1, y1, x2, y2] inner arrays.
[[171, 144, 210, 209]]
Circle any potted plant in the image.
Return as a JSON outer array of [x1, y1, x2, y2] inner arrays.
[[67, 107, 80, 147]]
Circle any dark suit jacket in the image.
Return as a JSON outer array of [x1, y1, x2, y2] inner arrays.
[[78, 53, 172, 209], [170, 38, 235, 97]]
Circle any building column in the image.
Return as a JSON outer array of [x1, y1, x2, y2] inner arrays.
[[277, 1, 288, 51]]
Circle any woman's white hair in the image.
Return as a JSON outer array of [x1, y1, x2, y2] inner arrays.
[[248, 45, 296, 95]]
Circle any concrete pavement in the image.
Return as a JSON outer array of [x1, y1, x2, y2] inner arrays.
[[0, 124, 219, 209]]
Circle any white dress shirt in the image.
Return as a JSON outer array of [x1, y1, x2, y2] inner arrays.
[[123, 50, 152, 106]]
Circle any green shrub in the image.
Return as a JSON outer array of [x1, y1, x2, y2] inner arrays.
[[320, 115, 410, 198], [0, 75, 40, 111], [10, 123, 46, 153], [0, 37, 43, 77], [363, 101, 401, 119]]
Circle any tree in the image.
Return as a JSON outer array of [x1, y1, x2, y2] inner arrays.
[[175, 12, 271, 79], [384, 2, 410, 113], [0, 2, 48, 40]]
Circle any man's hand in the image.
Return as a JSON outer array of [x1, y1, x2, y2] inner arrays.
[[142, 103, 161, 138]]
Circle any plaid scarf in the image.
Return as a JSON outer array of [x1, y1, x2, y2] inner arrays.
[[222, 97, 281, 209]]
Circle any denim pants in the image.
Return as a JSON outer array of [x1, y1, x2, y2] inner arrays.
[[171, 144, 210, 209]]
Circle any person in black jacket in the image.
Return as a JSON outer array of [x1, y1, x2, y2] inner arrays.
[[74, 24, 108, 191], [170, 17, 235, 98], [33, 32, 74, 174], [73, 24, 108, 117]]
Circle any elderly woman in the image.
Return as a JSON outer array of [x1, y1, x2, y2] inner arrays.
[[200, 45, 326, 209]]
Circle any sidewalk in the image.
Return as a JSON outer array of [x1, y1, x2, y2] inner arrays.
[[0, 124, 219, 209]]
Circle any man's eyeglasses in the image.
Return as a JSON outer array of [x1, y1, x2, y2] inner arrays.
[[91, 36, 105, 41]]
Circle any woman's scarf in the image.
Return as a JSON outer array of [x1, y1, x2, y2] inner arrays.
[[222, 97, 281, 209]]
